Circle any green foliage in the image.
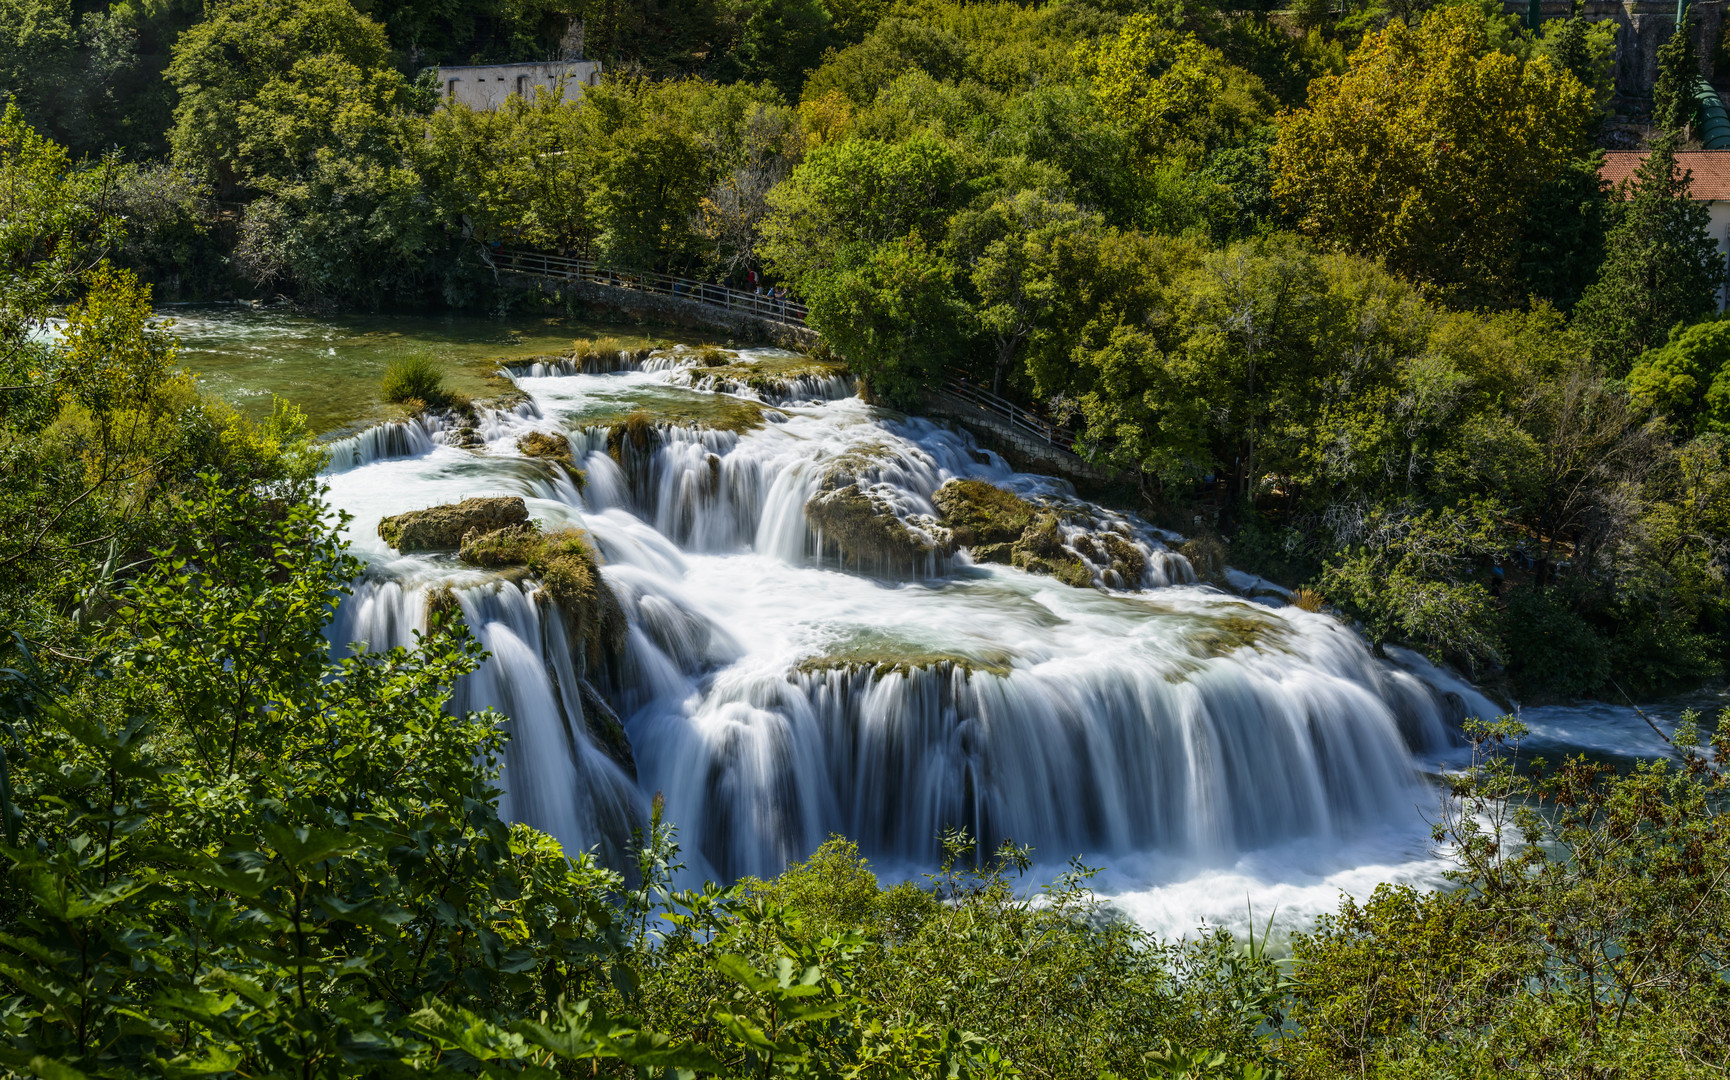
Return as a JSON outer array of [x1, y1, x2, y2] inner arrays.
[[0, 484, 660, 1076], [761, 134, 974, 404], [1272, 5, 1596, 308], [1499, 585, 1609, 700], [166, 0, 408, 193], [1627, 317, 1730, 435], [380, 352, 449, 405], [1320, 503, 1503, 669], [1279, 716, 1730, 1078], [1512, 154, 1610, 312], [1574, 140, 1729, 375], [1652, 19, 1701, 139], [737, 0, 832, 100]]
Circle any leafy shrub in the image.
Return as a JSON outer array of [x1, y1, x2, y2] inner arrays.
[[1607, 613, 1721, 698], [380, 352, 448, 406], [1499, 586, 1610, 701]]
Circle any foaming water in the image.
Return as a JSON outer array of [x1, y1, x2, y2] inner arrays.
[[321, 345, 1497, 929]]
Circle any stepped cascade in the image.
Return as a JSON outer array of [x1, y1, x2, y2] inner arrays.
[[323, 345, 1499, 888]]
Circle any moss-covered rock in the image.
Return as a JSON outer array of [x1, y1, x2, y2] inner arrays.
[[591, 397, 771, 455], [378, 496, 528, 553], [604, 411, 657, 464], [805, 484, 954, 574], [1180, 535, 1229, 584], [459, 523, 627, 665], [688, 355, 852, 398], [517, 430, 570, 461], [1010, 513, 1094, 588], [931, 479, 1152, 588], [796, 648, 1013, 680], [517, 430, 587, 490], [933, 479, 1037, 554], [426, 585, 463, 628], [1100, 531, 1147, 585], [1184, 609, 1293, 658]]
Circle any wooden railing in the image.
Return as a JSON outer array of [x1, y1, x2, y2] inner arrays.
[[940, 374, 1077, 450], [492, 249, 809, 327]]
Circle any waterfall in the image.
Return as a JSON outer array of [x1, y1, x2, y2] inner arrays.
[[332, 574, 643, 863], [321, 346, 1498, 900], [321, 416, 437, 473]]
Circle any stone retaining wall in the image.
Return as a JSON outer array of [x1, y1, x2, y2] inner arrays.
[[503, 272, 819, 351]]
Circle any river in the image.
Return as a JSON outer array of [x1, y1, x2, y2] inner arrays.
[[175, 303, 1725, 943]]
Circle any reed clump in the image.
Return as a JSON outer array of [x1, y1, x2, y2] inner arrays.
[[571, 336, 652, 371], [381, 353, 453, 408], [1288, 587, 1325, 612]]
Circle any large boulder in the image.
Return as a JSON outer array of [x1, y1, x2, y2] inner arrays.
[[378, 496, 528, 553], [932, 478, 1037, 564], [805, 484, 954, 574]]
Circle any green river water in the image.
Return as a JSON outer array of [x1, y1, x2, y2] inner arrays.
[[163, 303, 700, 437]]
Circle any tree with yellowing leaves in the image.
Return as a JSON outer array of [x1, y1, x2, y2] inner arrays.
[[1271, 5, 1595, 308]]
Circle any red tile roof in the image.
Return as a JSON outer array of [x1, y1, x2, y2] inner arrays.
[[1600, 150, 1730, 200]]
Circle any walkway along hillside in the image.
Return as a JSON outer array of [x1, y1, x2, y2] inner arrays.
[[495, 248, 1121, 487], [493, 249, 817, 348]]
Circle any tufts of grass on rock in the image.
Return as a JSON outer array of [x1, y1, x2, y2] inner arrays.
[[517, 430, 586, 489]]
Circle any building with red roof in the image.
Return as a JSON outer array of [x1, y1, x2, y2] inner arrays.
[[1599, 150, 1730, 306]]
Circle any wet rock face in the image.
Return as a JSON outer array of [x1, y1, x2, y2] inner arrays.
[[517, 430, 587, 490], [459, 523, 629, 668], [932, 478, 1149, 589], [517, 430, 571, 461], [932, 479, 1036, 563], [805, 484, 956, 574], [378, 496, 529, 552], [1009, 513, 1095, 588]]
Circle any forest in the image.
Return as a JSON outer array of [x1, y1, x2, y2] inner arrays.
[[2, 0, 1730, 1073]]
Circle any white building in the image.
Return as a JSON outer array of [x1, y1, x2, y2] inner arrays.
[[1601, 150, 1730, 308], [435, 61, 603, 110]]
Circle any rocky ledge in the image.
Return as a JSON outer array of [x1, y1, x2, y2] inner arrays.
[[378, 496, 529, 552]]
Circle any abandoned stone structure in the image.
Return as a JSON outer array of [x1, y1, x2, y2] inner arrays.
[[434, 61, 603, 110]]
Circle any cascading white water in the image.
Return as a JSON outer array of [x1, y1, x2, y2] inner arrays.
[[331, 570, 643, 863], [322, 415, 439, 473], [321, 346, 1502, 927]]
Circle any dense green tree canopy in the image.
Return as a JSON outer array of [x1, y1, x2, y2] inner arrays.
[[167, 0, 409, 191]]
